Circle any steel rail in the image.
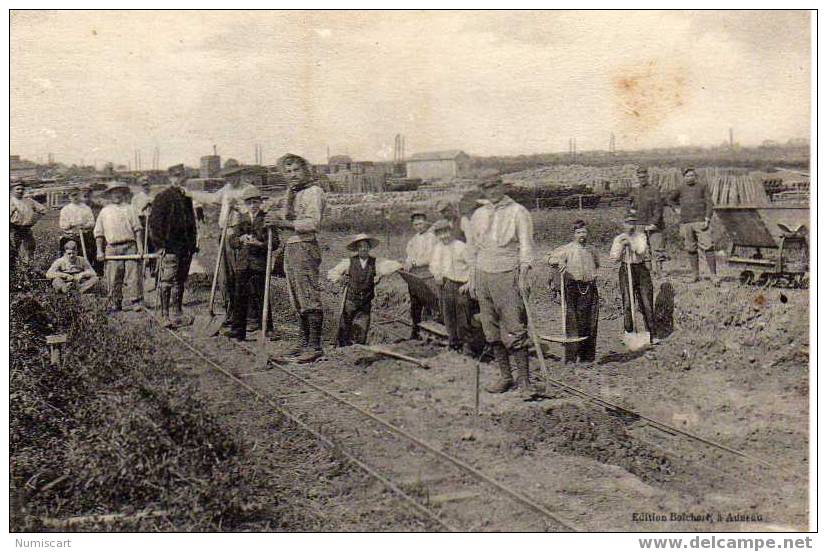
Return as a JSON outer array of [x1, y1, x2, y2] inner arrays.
[[148, 313, 457, 532]]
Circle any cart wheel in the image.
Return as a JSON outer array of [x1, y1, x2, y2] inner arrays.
[[739, 270, 755, 285]]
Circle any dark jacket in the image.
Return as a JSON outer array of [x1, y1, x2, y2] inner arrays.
[[630, 186, 664, 229], [346, 256, 376, 308], [668, 181, 713, 223], [229, 210, 275, 273], [148, 186, 197, 254]]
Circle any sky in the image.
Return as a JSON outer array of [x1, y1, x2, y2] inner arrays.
[[10, 10, 811, 167]]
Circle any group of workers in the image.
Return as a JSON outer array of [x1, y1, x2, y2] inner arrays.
[[11, 157, 716, 393]]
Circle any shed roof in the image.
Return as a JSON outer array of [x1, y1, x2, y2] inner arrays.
[[408, 150, 468, 162]]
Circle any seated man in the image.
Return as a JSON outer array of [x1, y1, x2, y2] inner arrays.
[[46, 240, 99, 294]]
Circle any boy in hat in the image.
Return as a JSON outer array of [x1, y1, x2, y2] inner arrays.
[[466, 178, 540, 394], [609, 211, 658, 343], [148, 173, 198, 327], [547, 219, 601, 363], [223, 186, 274, 341], [94, 182, 145, 312], [328, 234, 382, 346], [46, 239, 99, 294], [429, 219, 475, 354], [58, 187, 96, 260], [403, 211, 438, 339], [10, 179, 47, 269], [265, 153, 327, 362]]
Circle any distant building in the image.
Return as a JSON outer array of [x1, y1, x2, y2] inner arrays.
[[10, 155, 38, 180], [406, 150, 471, 180], [200, 155, 221, 178], [328, 155, 353, 174]]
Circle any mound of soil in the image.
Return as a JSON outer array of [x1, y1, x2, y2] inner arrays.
[[500, 402, 674, 484]]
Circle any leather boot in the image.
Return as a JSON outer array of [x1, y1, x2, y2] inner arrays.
[[159, 287, 172, 327], [285, 315, 309, 355], [513, 348, 544, 396], [172, 286, 192, 327], [485, 342, 514, 393], [295, 310, 323, 363], [688, 252, 700, 282]]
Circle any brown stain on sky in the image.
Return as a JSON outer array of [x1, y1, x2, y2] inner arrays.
[[612, 59, 689, 142]]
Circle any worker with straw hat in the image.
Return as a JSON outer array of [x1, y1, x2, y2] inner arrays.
[[328, 233, 382, 346], [466, 177, 540, 394], [94, 181, 144, 313], [547, 219, 601, 363], [609, 211, 659, 344]]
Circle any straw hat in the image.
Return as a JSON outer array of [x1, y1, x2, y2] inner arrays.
[[346, 233, 380, 251], [102, 181, 130, 195]]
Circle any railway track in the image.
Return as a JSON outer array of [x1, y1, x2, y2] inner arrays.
[[150, 311, 581, 532]]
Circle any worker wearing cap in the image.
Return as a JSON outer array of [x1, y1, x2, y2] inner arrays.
[[265, 153, 327, 363], [46, 239, 99, 294], [403, 210, 438, 339], [630, 167, 667, 273], [94, 182, 144, 312], [609, 211, 658, 343], [148, 173, 198, 327], [328, 234, 381, 346], [429, 219, 475, 354], [223, 186, 274, 341], [58, 187, 96, 261], [547, 219, 601, 363], [10, 179, 47, 269], [466, 178, 539, 394], [668, 168, 717, 283]]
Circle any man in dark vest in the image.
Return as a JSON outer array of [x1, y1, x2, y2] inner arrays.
[[148, 171, 198, 328]]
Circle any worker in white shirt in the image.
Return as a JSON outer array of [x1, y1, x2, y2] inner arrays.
[[609, 211, 658, 343], [466, 178, 539, 394], [403, 211, 438, 340], [547, 219, 601, 363], [10, 179, 47, 269], [429, 219, 475, 354], [58, 187, 96, 263], [94, 182, 145, 313], [46, 240, 99, 294]]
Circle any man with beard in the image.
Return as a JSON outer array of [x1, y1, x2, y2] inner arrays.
[[148, 172, 198, 328], [265, 154, 326, 363]]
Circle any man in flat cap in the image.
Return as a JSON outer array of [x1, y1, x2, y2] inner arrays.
[[265, 153, 327, 362], [466, 178, 540, 394]]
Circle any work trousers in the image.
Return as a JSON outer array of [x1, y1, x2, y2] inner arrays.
[[476, 268, 528, 351], [231, 269, 266, 340], [439, 279, 474, 351], [53, 274, 99, 294], [159, 251, 193, 296], [219, 233, 238, 310], [338, 299, 372, 346], [408, 266, 437, 329], [563, 276, 599, 363], [618, 263, 655, 334], [11, 225, 35, 267], [285, 240, 322, 314], [104, 242, 141, 309]]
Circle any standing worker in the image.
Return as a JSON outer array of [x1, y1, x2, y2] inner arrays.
[[630, 167, 667, 274], [148, 172, 198, 328], [222, 186, 273, 341], [131, 176, 153, 226], [93, 182, 144, 312], [10, 178, 47, 270], [466, 178, 539, 394], [609, 212, 658, 343], [403, 211, 438, 339], [668, 168, 717, 284], [80, 185, 105, 275], [58, 187, 96, 262], [547, 219, 601, 364], [265, 154, 326, 363], [328, 234, 381, 346]]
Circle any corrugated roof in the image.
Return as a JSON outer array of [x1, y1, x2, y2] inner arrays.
[[408, 150, 467, 162]]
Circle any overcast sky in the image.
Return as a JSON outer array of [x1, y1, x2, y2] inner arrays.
[[11, 10, 811, 167]]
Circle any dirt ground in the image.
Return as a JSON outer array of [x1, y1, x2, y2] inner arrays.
[[99, 206, 809, 531]]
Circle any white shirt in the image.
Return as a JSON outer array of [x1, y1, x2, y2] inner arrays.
[[405, 230, 438, 268], [190, 183, 255, 229], [467, 195, 534, 273], [94, 203, 141, 244], [285, 185, 326, 243], [131, 190, 152, 218], [59, 202, 96, 235], [547, 242, 600, 282], [10, 195, 46, 226], [327, 256, 401, 283], [429, 239, 470, 283], [609, 231, 649, 264]]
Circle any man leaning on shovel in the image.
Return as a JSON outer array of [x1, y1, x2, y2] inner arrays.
[[466, 177, 542, 395]]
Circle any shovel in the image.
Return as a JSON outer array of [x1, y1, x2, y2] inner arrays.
[[622, 246, 651, 351], [192, 222, 229, 337], [540, 269, 588, 345], [259, 228, 274, 347]]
